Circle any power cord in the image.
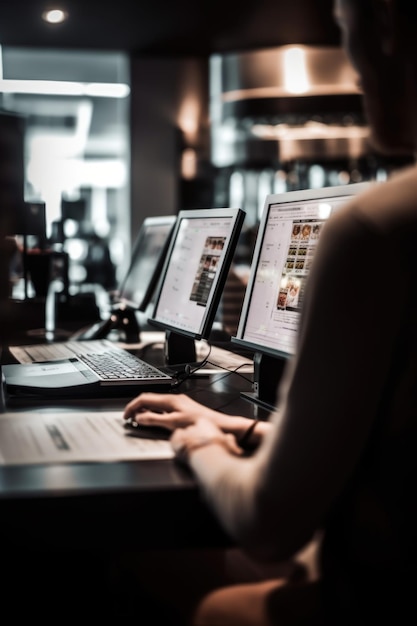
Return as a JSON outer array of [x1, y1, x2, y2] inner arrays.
[[172, 344, 213, 389]]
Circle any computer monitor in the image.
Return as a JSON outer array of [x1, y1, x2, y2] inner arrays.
[[232, 182, 372, 411], [115, 215, 177, 312], [149, 207, 245, 366], [74, 215, 176, 342]]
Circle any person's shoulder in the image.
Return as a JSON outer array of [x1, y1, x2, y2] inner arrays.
[[330, 164, 417, 235], [359, 165, 417, 224]]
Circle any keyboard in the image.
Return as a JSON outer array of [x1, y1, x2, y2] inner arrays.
[[9, 337, 254, 376], [8, 339, 173, 387], [78, 348, 172, 383]]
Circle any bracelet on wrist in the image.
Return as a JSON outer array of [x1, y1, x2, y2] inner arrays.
[[238, 419, 260, 449]]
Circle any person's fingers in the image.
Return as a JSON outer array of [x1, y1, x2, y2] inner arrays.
[[123, 392, 178, 420], [136, 408, 196, 429]]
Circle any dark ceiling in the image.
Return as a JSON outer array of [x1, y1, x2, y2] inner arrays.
[[0, 0, 341, 55]]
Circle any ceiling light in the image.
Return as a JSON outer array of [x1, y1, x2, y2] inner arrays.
[[42, 9, 68, 24], [0, 79, 130, 98], [283, 47, 309, 94]]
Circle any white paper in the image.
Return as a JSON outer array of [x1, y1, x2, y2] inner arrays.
[[0, 410, 174, 466]]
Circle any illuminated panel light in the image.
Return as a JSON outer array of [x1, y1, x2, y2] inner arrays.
[[283, 47, 309, 94], [178, 97, 200, 145], [0, 79, 130, 98], [251, 122, 370, 141], [42, 9, 68, 24], [221, 83, 361, 102]]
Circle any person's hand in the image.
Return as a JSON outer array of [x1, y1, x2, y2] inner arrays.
[[123, 392, 253, 438], [171, 418, 243, 465]]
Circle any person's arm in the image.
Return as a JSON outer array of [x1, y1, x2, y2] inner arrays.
[[123, 392, 271, 446], [175, 203, 403, 563]]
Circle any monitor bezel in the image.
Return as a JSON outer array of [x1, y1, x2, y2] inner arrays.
[[114, 214, 176, 312], [148, 206, 245, 342]]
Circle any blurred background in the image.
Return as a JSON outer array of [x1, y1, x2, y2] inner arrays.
[[1, 0, 413, 339]]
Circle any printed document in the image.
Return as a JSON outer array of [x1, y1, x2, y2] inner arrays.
[[0, 410, 174, 466]]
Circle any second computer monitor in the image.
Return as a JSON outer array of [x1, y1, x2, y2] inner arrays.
[[149, 207, 245, 366]]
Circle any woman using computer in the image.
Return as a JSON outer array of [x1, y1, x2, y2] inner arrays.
[[123, 1, 417, 624]]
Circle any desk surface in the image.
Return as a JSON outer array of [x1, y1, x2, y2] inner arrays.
[[0, 336, 270, 550]]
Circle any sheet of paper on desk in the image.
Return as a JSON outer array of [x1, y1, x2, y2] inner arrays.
[[0, 410, 174, 466]]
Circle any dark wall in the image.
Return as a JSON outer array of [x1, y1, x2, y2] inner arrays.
[[0, 111, 26, 344], [0, 110, 25, 235], [129, 56, 210, 242]]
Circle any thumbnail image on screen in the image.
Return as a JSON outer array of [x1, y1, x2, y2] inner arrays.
[[189, 237, 226, 306]]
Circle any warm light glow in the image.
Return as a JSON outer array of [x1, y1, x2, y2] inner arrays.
[[181, 148, 197, 180], [221, 83, 361, 102], [251, 121, 370, 141], [0, 79, 130, 98], [283, 47, 309, 94], [178, 98, 200, 145], [42, 9, 68, 24]]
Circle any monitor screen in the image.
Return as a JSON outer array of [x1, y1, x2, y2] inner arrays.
[[115, 215, 176, 312], [149, 207, 245, 364], [232, 183, 371, 408]]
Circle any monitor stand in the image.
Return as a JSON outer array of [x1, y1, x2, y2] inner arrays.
[[240, 352, 287, 413], [164, 330, 197, 367]]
